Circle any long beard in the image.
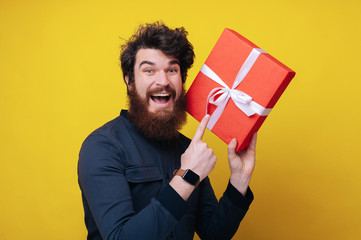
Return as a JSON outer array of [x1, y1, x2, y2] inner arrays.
[[127, 84, 187, 140]]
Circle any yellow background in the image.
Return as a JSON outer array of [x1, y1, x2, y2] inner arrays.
[[1, 0, 360, 239]]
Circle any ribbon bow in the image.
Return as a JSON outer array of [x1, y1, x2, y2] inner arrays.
[[202, 48, 272, 130]]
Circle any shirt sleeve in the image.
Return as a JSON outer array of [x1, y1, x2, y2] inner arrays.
[[195, 177, 254, 240], [78, 134, 190, 240]]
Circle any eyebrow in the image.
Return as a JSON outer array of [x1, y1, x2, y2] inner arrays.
[[138, 59, 180, 69], [169, 60, 180, 66], [138, 60, 155, 68]]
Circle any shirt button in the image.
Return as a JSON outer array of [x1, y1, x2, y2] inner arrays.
[[166, 173, 170, 180]]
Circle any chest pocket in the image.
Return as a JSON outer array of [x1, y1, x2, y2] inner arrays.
[[125, 165, 163, 212], [125, 165, 163, 182]]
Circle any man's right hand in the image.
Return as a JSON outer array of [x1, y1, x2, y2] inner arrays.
[[180, 115, 217, 181]]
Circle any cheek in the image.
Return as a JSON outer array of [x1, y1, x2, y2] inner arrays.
[[171, 78, 183, 97], [134, 80, 149, 98], [176, 85, 183, 98]]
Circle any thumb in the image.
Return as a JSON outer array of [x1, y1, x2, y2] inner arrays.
[[227, 138, 238, 159]]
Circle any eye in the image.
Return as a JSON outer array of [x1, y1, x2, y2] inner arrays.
[[168, 68, 178, 73], [144, 69, 153, 73]]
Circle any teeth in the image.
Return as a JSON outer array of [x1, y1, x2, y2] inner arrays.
[[152, 93, 170, 97]]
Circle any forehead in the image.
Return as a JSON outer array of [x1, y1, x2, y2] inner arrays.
[[135, 48, 179, 66]]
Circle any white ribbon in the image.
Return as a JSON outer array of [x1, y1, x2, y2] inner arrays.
[[202, 48, 272, 130]]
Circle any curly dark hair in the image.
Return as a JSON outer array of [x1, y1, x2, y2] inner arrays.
[[120, 22, 195, 84]]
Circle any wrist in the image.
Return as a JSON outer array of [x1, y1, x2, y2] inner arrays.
[[230, 174, 251, 196], [173, 169, 200, 187], [169, 175, 195, 201]]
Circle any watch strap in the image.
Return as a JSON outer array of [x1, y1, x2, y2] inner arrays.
[[173, 169, 200, 187], [173, 169, 186, 177]]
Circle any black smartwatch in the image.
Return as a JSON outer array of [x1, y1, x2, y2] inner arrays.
[[173, 169, 200, 187]]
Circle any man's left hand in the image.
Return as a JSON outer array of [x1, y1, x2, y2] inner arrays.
[[227, 133, 257, 196]]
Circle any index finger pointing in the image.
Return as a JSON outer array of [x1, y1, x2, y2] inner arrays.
[[193, 114, 210, 141]]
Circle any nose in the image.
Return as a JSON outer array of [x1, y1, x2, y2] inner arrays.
[[155, 71, 170, 86]]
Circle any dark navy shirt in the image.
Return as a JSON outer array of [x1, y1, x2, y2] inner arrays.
[[78, 110, 253, 240]]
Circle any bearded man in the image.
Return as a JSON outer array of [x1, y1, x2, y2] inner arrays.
[[78, 22, 257, 240]]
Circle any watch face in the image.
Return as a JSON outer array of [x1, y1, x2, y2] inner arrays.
[[183, 169, 200, 185]]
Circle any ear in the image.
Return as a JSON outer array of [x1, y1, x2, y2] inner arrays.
[[124, 74, 129, 85], [124, 74, 134, 92]]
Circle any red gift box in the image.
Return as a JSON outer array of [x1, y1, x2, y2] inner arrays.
[[187, 28, 296, 151]]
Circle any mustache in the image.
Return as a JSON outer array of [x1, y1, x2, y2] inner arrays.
[[146, 86, 177, 99]]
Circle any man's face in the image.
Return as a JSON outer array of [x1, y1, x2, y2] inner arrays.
[[125, 48, 187, 140], [127, 48, 183, 115]]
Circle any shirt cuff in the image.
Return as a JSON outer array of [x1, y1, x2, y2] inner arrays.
[[225, 181, 254, 209], [155, 184, 190, 221]]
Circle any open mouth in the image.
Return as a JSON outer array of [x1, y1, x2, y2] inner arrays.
[[150, 93, 172, 104]]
